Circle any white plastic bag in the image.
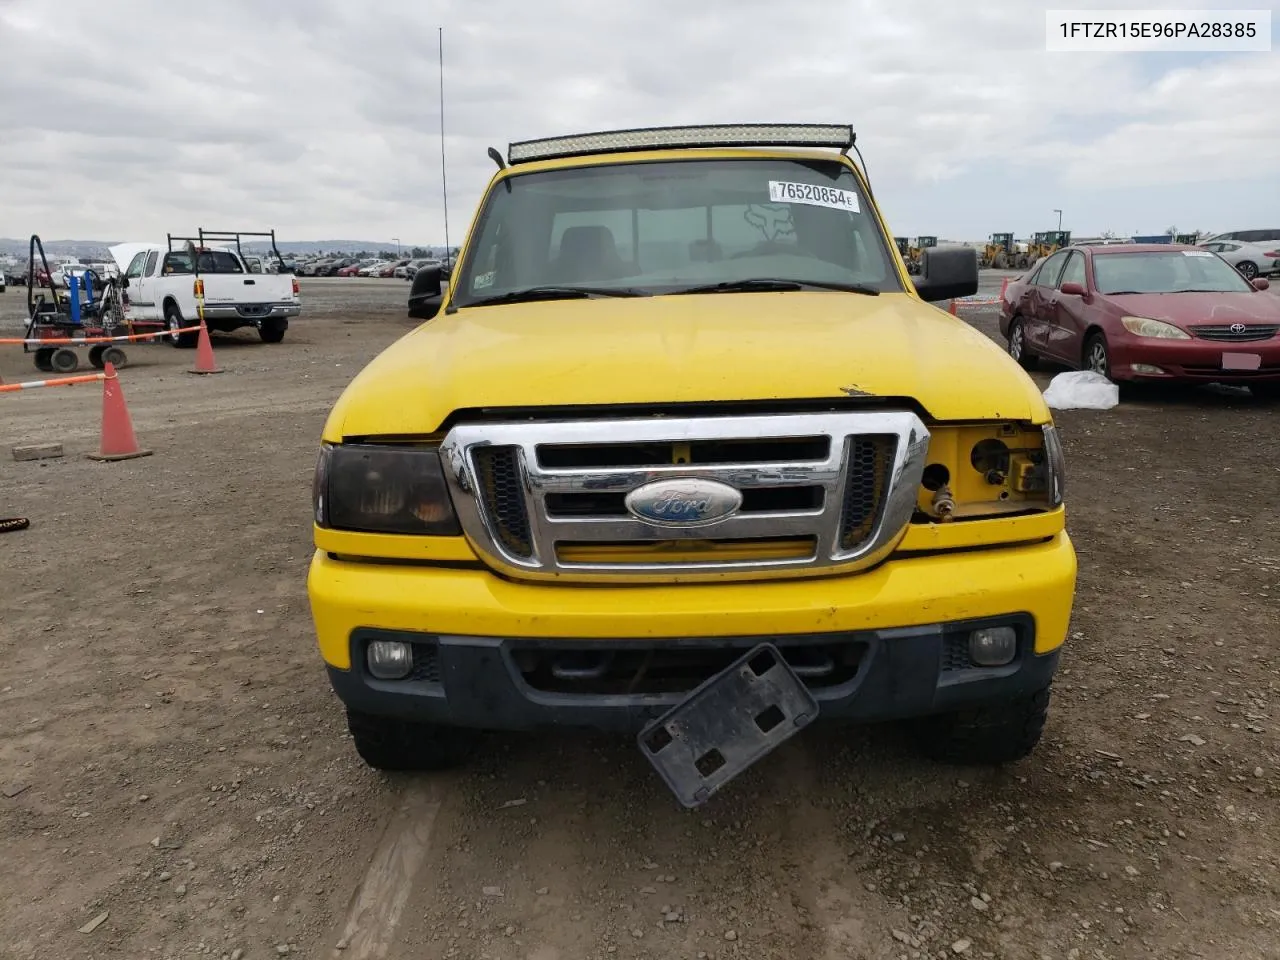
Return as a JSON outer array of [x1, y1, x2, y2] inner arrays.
[[1042, 370, 1119, 410]]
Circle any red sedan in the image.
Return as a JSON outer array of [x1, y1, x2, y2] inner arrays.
[[999, 243, 1280, 398]]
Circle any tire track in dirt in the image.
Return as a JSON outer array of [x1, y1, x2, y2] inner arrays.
[[384, 728, 898, 959]]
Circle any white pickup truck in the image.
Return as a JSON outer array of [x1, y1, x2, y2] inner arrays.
[[109, 239, 301, 346]]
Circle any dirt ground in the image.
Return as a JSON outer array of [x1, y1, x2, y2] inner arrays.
[[1, 276, 1277, 960]]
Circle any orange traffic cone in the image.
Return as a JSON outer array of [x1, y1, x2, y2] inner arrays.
[[188, 318, 223, 375], [87, 362, 153, 462]]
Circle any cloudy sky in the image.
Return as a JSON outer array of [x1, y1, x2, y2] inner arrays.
[[1, 0, 1276, 244]]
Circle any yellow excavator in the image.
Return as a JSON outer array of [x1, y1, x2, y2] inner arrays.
[[906, 236, 936, 274], [1027, 230, 1071, 263], [981, 232, 1025, 269]]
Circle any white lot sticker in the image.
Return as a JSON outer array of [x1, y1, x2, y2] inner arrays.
[[473, 270, 496, 289], [768, 181, 860, 213], [1182, 250, 1214, 257]]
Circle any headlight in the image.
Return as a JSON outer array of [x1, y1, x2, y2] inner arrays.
[[1120, 316, 1190, 340], [313, 443, 461, 535]]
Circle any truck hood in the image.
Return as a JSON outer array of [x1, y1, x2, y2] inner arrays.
[[108, 242, 162, 271], [325, 292, 1051, 439]]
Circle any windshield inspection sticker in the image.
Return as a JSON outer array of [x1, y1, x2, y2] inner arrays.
[[768, 181, 860, 213], [1182, 250, 1213, 257], [473, 270, 496, 289]]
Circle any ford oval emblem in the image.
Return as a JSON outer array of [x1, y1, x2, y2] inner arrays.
[[624, 478, 743, 527]]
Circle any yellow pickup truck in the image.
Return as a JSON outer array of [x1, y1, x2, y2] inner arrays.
[[308, 124, 1075, 791]]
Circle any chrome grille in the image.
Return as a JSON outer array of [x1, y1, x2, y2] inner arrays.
[[440, 411, 930, 583], [471, 446, 533, 558], [1190, 324, 1279, 342], [839, 436, 896, 550]]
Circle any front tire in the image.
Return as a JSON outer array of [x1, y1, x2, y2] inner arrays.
[[1007, 318, 1038, 370], [914, 686, 1051, 765], [346, 709, 475, 772], [258, 317, 287, 343], [1084, 332, 1111, 379]]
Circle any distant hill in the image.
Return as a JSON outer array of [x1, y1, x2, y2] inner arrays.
[[0, 238, 119, 260], [0, 238, 440, 260]]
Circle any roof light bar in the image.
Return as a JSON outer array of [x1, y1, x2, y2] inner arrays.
[[507, 123, 855, 165]]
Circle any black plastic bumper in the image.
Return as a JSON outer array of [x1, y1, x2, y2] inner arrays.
[[325, 614, 1060, 733]]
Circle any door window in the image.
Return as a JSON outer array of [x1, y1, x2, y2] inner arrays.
[[125, 253, 147, 279], [1032, 250, 1069, 287], [144, 251, 159, 276], [1057, 251, 1086, 289]]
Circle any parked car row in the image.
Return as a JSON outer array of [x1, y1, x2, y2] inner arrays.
[[8, 258, 121, 288], [291, 255, 454, 280]]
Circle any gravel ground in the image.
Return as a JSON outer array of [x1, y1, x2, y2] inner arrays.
[[1, 275, 1277, 960]]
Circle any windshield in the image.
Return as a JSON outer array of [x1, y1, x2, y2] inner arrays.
[[1093, 251, 1254, 294], [452, 157, 900, 305]]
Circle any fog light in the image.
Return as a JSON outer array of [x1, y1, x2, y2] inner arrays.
[[1131, 363, 1165, 375], [968, 627, 1017, 667], [367, 640, 413, 679]]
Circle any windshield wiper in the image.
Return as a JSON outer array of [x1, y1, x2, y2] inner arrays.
[[459, 285, 648, 308], [670, 278, 881, 296]]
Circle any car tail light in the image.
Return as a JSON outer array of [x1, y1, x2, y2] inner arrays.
[[292, 277, 300, 295], [1264, 251, 1279, 258]]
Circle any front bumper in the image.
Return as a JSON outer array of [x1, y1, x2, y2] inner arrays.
[[309, 532, 1076, 732], [1111, 335, 1280, 382]]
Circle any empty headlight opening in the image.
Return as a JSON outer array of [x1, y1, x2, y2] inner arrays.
[[914, 423, 1064, 521]]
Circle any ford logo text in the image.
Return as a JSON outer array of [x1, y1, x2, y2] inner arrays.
[[624, 478, 743, 527]]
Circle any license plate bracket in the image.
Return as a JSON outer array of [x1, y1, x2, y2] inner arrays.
[[637, 643, 819, 808]]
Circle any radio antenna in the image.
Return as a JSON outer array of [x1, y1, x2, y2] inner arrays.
[[438, 26, 451, 259]]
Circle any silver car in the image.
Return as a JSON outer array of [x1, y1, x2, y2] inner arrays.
[[1199, 240, 1280, 280]]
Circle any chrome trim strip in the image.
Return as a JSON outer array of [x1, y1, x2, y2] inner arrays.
[[440, 411, 930, 583]]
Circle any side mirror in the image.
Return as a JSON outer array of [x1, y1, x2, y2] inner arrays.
[[1252, 277, 1270, 291], [1059, 281, 1086, 296], [121, 277, 130, 289], [912, 246, 979, 302], [407, 266, 444, 320]]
